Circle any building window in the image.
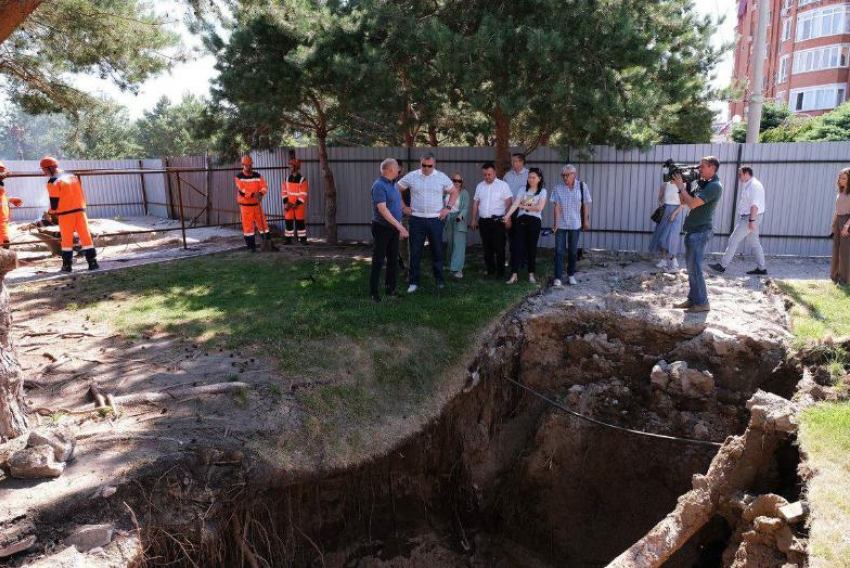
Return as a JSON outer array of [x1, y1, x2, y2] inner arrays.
[[798, 0, 817, 7], [789, 84, 848, 111], [792, 44, 850, 73], [796, 6, 850, 42], [782, 18, 792, 41], [778, 55, 790, 83]]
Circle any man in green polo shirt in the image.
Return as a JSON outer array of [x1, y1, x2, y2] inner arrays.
[[671, 156, 723, 313]]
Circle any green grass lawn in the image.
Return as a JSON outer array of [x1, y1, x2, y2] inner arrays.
[[58, 250, 548, 443], [778, 279, 850, 567], [798, 403, 850, 568], [776, 280, 850, 345]]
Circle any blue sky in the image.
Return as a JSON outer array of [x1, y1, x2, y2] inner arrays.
[[76, 0, 739, 121]]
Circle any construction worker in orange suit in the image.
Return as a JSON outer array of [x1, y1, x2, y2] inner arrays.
[[282, 159, 308, 245], [40, 157, 98, 272], [0, 162, 25, 249], [234, 155, 277, 252]]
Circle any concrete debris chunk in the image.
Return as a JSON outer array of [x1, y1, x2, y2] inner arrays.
[[0, 518, 37, 558], [681, 369, 715, 399], [8, 446, 65, 479], [747, 391, 798, 434], [29, 546, 87, 567], [28, 429, 76, 462], [779, 501, 806, 524], [650, 361, 670, 389], [65, 523, 114, 552]]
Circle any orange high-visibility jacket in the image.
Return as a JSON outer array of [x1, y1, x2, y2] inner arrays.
[[234, 171, 268, 205], [47, 173, 86, 215], [282, 174, 308, 205], [0, 191, 10, 226]]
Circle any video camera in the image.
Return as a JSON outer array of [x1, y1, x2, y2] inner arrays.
[[662, 159, 701, 184]]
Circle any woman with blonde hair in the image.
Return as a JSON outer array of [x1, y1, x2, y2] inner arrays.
[[831, 167, 850, 285]]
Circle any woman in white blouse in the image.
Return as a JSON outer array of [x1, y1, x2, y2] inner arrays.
[[649, 177, 686, 270], [503, 167, 547, 284]]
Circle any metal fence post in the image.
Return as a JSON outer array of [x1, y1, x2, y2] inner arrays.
[[728, 144, 744, 235], [138, 159, 149, 216], [175, 173, 188, 250]]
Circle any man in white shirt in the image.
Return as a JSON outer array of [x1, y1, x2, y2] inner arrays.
[[470, 162, 513, 277], [397, 152, 458, 292], [503, 153, 529, 272], [710, 166, 768, 276]]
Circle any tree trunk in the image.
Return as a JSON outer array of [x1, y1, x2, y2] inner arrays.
[[0, 0, 44, 45], [494, 106, 511, 178], [0, 249, 27, 442], [428, 124, 439, 147], [316, 127, 338, 245]]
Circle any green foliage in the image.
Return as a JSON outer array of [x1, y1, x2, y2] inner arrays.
[[1, 0, 183, 115], [63, 100, 142, 159], [0, 95, 216, 160], [756, 102, 850, 143], [730, 101, 792, 142], [135, 95, 217, 158]]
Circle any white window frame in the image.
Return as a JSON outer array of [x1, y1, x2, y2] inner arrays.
[[796, 6, 850, 42], [782, 18, 792, 41], [792, 43, 850, 74], [798, 0, 817, 7], [778, 55, 790, 83], [789, 83, 847, 111]]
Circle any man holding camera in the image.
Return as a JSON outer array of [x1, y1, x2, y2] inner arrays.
[[671, 156, 723, 313]]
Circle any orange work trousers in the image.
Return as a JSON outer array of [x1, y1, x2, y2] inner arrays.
[[284, 203, 307, 237], [58, 211, 93, 251], [240, 204, 269, 236]]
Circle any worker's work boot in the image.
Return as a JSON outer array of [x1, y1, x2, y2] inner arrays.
[[299, 236, 308, 246], [60, 251, 73, 273], [85, 248, 99, 270], [244, 234, 257, 253], [284, 236, 293, 246]]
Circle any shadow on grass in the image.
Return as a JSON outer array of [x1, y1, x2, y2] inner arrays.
[[30, 251, 549, 436]]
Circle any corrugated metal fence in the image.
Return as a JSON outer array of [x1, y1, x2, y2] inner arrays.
[[5, 142, 847, 256]]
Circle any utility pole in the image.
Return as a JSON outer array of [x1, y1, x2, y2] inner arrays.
[[746, 0, 772, 143]]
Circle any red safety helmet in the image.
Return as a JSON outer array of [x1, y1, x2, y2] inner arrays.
[[289, 159, 301, 169], [40, 156, 59, 169], [241, 156, 253, 167]]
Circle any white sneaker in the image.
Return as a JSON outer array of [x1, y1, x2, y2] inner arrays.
[[669, 258, 679, 270], [655, 259, 668, 269], [407, 284, 418, 293], [568, 276, 577, 286], [553, 279, 563, 287]]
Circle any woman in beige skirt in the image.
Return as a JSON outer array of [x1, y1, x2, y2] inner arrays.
[[831, 167, 850, 285]]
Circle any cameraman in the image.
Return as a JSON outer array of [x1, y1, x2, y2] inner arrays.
[[671, 156, 723, 313]]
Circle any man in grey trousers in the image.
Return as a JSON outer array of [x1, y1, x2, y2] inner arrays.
[[710, 166, 767, 276]]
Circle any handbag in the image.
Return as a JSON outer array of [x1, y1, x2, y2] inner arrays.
[[651, 205, 665, 224]]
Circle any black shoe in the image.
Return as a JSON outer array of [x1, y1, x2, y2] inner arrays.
[[87, 260, 100, 270], [60, 251, 73, 273], [84, 249, 99, 270], [60, 263, 72, 273], [746, 268, 768, 275], [371, 293, 381, 303], [300, 237, 308, 246], [709, 263, 726, 273], [284, 237, 294, 246]]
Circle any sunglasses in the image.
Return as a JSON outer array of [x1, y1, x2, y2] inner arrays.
[[452, 179, 463, 183], [421, 164, 434, 169]]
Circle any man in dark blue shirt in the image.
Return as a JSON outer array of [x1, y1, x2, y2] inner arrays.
[[671, 156, 724, 313], [370, 158, 410, 302]]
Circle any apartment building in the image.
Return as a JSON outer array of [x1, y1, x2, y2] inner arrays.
[[730, 0, 850, 119]]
